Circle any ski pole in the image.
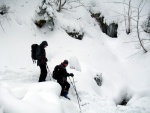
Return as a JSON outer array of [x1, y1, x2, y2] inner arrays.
[[46, 65, 52, 80], [69, 77, 81, 101], [72, 77, 81, 101], [69, 77, 81, 112]]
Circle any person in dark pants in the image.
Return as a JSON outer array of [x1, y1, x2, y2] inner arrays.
[[53, 60, 74, 99], [36, 41, 48, 82]]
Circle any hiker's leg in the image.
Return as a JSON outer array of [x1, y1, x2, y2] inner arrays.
[[39, 64, 47, 82], [57, 80, 65, 96], [64, 81, 70, 92]]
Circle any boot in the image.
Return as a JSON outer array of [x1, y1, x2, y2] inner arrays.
[[63, 91, 70, 100]]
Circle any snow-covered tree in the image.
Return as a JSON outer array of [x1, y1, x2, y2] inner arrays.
[[142, 11, 150, 34]]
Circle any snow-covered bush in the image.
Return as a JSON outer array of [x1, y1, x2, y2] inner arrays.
[[0, 4, 10, 32], [61, 20, 84, 40], [142, 12, 150, 34], [94, 73, 102, 86], [0, 4, 9, 15], [91, 12, 118, 38], [55, 0, 82, 12], [34, 0, 55, 30], [66, 28, 84, 40], [34, 0, 85, 37]]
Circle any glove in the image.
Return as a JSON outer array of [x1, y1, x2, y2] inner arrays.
[[70, 73, 74, 77], [45, 58, 48, 62]]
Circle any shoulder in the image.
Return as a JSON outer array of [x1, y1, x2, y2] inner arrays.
[[55, 65, 61, 69], [55, 65, 59, 68], [58, 64, 66, 70]]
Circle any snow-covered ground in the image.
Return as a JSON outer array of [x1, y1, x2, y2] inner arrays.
[[0, 0, 150, 113]]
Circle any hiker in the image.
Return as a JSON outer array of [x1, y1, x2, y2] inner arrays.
[[53, 60, 74, 99], [36, 41, 48, 82]]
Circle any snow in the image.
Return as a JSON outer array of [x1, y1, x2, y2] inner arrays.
[[69, 56, 81, 71], [0, 0, 150, 113]]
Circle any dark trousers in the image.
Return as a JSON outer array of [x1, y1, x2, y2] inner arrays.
[[39, 64, 47, 82], [57, 80, 70, 95]]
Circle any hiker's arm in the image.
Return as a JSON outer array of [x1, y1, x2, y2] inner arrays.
[[69, 73, 74, 77], [63, 69, 70, 77]]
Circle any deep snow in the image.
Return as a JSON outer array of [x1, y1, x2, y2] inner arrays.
[[0, 0, 150, 113]]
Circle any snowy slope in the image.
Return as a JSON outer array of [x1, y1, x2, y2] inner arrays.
[[0, 0, 150, 113]]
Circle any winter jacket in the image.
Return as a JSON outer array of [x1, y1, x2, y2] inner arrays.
[[36, 41, 48, 66], [56, 64, 71, 83]]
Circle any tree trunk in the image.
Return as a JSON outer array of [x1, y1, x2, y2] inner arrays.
[[137, 7, 147, 53], [58, 0, 61, 12], [126, 0, 131, 34]]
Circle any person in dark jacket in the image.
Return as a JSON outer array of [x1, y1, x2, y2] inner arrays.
[[36, 41, 48, 82], [53, 60, 74, 99]]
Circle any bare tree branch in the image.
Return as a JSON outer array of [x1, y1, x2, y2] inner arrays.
[[76, 0, 89, 11], [61, 0, 67, 7], [136, 3, 147, 53], [123, 41, 139, 43], [0, 21, 5, 32], [141, 39, 150, 41], [126, 50, 143, 59], [140, 0, 147, 13], [105, 1, 137, 8]]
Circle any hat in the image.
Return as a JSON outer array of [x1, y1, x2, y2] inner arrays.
[[41, 41, 48, 46], [63, 60, 68, 64]]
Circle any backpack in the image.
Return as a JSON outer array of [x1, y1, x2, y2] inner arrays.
[[31, 44, 39, 63], [53, 65, 62, 80]]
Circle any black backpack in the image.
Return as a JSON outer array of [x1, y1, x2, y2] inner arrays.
[[53, 65, 62, 80], [31, 44, 39, 63]]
